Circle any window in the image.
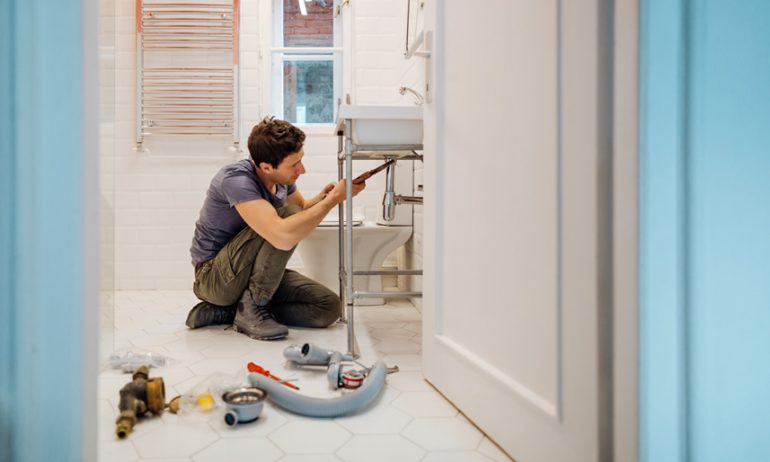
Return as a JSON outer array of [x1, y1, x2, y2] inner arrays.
[[272, 0, 342, 125]]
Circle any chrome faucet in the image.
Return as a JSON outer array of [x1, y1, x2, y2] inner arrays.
[[399, 86, 424, 106]]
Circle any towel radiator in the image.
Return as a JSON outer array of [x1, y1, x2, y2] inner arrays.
[[135, 1, 240, 149]]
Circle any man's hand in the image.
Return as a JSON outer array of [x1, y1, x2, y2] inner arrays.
[[300, 182, 337, 210], [319, 182, 335, 198], [328, 178, 366, 204]]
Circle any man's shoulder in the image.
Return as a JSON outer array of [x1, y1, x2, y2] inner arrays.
[[214, 159, 266, 203], [216, 159, 257, 189], [220, 159, 253, 177]]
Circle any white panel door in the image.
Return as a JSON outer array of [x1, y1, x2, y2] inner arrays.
[[421, 1, 612, 461]]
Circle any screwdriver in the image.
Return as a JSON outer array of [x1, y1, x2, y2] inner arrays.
[[247, 362, 300, 390]]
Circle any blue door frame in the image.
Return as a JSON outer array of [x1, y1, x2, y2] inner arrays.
[[0, 1, 98, 461], [640, 0, 770, 461]]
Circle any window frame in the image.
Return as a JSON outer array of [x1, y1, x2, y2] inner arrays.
[[267, 0, 347, 131]]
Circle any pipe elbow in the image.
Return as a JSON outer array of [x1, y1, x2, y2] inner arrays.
[[248, 360, 388, 417]]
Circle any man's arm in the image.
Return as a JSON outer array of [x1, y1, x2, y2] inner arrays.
[[235, 179, 363, 250], [285, 189, 306, 209], [286, 182, 336, 210]]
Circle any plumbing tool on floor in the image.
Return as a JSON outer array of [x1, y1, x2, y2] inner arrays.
[[115, 366, 167, 439], [247, 362, 300, 390]]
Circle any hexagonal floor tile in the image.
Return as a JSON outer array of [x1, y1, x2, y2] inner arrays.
[[335, 404, 412, 434], [380, 354, 421, 371], [401, 417, 483, 451], [385, 371, 432, 392], [192, 437, 283, 462], [97, 439, 139, 462], [188, 357, 246, 376], [269, 419, 351, 454], [392, 391, 458, 417], [132, 422, 219, 459], [478, 437, 514, 461], [336, 435, 425, 462]]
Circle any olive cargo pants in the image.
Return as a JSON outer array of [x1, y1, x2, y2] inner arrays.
[[192, 204, 340, 328]]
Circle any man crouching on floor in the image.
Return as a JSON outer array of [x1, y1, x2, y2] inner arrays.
[[186, 116, 366, 340]]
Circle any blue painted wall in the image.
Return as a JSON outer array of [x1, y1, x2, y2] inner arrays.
[[641, 0, 770, 461], [0, 1, 97, 461]]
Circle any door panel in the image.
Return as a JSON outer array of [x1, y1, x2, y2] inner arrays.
[[422, 1, 612, 460]]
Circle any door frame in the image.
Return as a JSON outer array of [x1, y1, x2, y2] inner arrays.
[[0, 0, 99, 460], [613, 0, 641, 461]]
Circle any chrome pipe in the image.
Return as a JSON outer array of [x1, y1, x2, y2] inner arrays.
[[382, 161, 397, 222], [344, 120, 357, 357], [396, 195, 423, 205], [337, 135, 346, 323]]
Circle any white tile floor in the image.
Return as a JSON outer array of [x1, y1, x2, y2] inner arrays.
[[98, 290, 513, 462]]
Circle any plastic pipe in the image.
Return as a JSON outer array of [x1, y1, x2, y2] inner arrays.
[[247, 360, 387, 417], [326, 351, 343, 389], [283, 343, 353, 365]]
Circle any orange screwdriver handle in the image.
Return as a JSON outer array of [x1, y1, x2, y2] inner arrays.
[[247, 362, 299, 390]]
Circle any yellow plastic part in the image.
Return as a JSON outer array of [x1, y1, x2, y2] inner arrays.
[[196, 392, 215, 411]]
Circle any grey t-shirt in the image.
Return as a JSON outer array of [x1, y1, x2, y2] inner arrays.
[[190, 159, 297, 266]]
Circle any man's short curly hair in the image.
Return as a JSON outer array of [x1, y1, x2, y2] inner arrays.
[[247, 116, 306, 167]]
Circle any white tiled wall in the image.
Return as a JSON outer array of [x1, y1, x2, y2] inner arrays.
[[110, 0, 425, 293]]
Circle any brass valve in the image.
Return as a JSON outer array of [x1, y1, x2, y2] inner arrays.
[[115, 366, 166, 439]]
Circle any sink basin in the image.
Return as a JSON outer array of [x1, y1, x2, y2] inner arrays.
[[335, 104, 423, 146]]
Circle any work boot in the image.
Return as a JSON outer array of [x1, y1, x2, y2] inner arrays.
[[233, 290, 289, 340], [185, 301, 236, 329]]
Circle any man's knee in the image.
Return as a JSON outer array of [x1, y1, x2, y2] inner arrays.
[[313, 290, 341, 328], [278, 203, 302, 218]]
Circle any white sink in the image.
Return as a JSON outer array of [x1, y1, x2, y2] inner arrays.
[[335, 104, 423, 146]]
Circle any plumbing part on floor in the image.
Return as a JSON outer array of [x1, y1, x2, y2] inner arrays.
[[248, 360, 389, 417], [341, 370, 365, 389], [222, 387, 267, 426], [284, 343, 362, 390], [107, 348, 172, 373], [115, 366, 166, 439], [284, 342, 354, 365], [166, 371, 251, 420], [284, 343, 399, 390]]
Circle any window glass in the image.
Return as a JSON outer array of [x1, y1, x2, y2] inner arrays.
[[273, 0, 339, 124], [283, 58, 334, 123]]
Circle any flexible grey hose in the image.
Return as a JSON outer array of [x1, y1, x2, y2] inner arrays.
[[247, 360, 387, 417]]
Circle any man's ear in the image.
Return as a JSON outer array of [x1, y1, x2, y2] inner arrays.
[[257, 162, 274, 173]]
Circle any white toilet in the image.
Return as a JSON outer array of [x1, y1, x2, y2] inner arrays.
[[297, 212, 412, 305], [297, 161, 415, 305]]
